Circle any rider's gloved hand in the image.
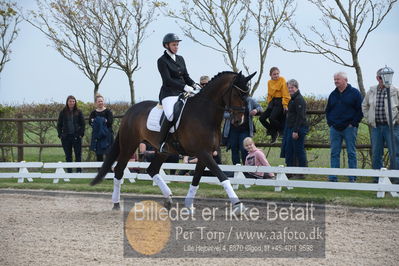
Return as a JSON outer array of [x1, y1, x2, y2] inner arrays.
[[184, 85, 195, 93], [193, 83, 202, 91], [184, 85, 199, 95]]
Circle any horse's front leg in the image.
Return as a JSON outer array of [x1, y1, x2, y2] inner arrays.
[[198, 151, 246, 214], [185, 160, 206, 212]]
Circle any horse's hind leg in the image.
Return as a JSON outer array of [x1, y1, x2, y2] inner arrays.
[[114, 138, 139, 179], [111, 139, 139, 210], [185, 161, 205, 211]]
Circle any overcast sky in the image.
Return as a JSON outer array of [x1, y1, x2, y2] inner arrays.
[[1, 1, 398, 105]]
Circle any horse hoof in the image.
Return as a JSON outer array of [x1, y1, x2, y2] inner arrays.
[[185, 204, 195, 216], [90, 178, 100, 186], [232, 202, 247, 216], [112, 202, 120, 211], [163, 196, 173, 210]]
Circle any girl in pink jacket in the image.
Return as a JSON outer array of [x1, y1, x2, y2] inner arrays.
[[243, 137, 275, 179]]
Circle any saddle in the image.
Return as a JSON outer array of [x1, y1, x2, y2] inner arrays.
[[146, 93, 188, 133]]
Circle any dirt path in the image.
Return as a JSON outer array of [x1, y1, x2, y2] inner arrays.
[[0, 189, 398, 266]]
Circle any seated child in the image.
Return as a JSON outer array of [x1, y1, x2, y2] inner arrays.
[[243, 137, 275, 179], [178, 150, 222, 176]]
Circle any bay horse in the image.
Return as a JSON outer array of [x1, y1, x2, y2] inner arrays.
[[90, 71, 256, 213]]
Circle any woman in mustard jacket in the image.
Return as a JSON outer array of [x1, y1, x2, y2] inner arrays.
[[259, 67, 290, 143]]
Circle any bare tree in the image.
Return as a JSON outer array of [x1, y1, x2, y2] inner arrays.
[[91, 0, 157, 104], [163, 0, 250, 73], [24, 0, 118, 101], [244, 0, 295, 95], [162, 0, 294, 95], [275, 0, 398, 96], [0, 0, 21, 74]]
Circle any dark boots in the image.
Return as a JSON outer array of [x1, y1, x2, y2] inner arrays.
[[159, 119, 173, 153]]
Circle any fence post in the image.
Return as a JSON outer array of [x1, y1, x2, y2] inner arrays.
[[16, 114, 24, 162]]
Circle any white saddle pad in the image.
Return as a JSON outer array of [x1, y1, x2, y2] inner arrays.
[[146, 102, 187, 133]]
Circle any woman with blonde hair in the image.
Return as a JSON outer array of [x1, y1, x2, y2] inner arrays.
[[89, 94, 114, 161], [243, 137, 274, 179], [157, 33, 200, 152]]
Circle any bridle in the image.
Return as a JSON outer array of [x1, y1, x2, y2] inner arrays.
[[223, 75, 249, 114]]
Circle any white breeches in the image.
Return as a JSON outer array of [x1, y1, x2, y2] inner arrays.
[[161, 96, 179, 121]]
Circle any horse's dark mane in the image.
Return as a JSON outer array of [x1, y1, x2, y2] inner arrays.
[[196, 71, 238, 96], [208, 71, 237, 83]]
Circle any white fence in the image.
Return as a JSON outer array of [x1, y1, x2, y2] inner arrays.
[[1, 161, 399, 198]]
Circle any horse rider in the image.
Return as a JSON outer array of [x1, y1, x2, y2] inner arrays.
[[157, 33, 201, 152]]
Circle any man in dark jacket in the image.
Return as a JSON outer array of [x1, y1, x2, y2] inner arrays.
[[325, 72, 363, 182], [283, 79, 308, 173]]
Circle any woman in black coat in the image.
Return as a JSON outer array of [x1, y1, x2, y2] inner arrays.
[[57, 95, 85, 173], [157, 33, 201, 152]]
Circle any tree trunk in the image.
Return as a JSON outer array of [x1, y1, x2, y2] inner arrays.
[[129, 78, 135, 105], [353, 57, 365, 97], [39, 147, 43, 161], [93, 83, 100, 102]]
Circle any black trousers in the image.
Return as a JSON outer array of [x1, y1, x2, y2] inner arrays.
[[259, 98, 285, 136], [61, 134, 82, 173], [96, 154, 104, 162]]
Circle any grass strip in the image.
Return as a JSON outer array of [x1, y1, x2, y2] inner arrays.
[[1, 178, 398, 209]]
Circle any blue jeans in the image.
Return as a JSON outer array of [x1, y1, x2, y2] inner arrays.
[[285, 126, 308, 167], [228, 127, 249, 165], [371, 124, 399, 170], [329, 126, 358, 182]]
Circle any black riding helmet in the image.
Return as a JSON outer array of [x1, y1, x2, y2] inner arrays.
[[162, 33, 181, 48]]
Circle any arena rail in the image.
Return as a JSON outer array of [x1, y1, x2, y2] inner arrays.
[[0, 161, 43, 183], [0, 161, 398, 198]]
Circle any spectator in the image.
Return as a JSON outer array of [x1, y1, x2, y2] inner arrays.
[[139, 141, 156, 162], [139, 141, 179, 174], [326, 72, 363, 182], [243, 137, 274, 179], [128, 150, 140, 173], [89, 94, 114, 161], [362, 67, 399, 182], [282, 79, 308, 179], [179, 150, 221, 176], [199, 75, 210, 87], [222, 96, 262, 165], [259, 67, 290, 143], [57, 95, 85, 173]]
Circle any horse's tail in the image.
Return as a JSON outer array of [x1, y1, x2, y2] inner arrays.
[[90, 133, 120, 186]]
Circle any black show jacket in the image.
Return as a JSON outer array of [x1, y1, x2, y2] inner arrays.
[[157, 51, 195, 101]]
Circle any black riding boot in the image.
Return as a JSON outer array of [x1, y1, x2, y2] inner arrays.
[[159, 119, 173, 153]]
